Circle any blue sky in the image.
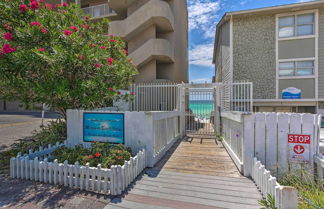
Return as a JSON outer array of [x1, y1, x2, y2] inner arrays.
[[188, 0, 313, 83]]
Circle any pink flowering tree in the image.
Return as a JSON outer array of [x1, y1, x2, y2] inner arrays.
[[0, 0, 137, 117]]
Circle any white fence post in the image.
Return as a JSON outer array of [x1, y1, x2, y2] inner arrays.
[[278, 186, 298, 209], [243, 114, 255, 176]]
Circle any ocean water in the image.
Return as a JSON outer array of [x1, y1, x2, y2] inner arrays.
[[189, 100, 214, 118]]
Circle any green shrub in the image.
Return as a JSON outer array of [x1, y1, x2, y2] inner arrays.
[[259, 194, 276, 209], [280, 171, 324, 209], [52, 142, 132, 168]]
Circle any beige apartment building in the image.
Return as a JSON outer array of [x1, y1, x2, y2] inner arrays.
[[0, 0, 188, 111], [214, 1, 324, 114], [79, 0, 189, 83]]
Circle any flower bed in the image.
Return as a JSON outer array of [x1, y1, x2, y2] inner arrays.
[[10, 141, 146, 195]]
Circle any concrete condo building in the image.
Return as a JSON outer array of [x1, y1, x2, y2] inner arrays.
[[79, 0, 189, 83], [213, 1, 324, 113], [0, 0, 188, 111]]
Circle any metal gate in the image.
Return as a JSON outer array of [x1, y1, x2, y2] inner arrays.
[[129, 82, 253, 137], [180, 84, 218, 137]]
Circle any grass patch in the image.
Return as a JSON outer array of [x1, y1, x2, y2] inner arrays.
[[0, 120, 66, 175], [280, 171, 324, 209]]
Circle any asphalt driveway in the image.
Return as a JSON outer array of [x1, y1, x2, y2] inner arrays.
[[0, 111, 61, 151]]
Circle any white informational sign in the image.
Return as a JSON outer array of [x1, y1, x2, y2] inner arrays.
[[288, 134, 311, 163]]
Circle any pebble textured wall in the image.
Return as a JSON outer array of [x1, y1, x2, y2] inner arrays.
[[233, 15, 276, 99]]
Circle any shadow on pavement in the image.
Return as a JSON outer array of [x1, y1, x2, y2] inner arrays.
[[0, 175, 111, 209]]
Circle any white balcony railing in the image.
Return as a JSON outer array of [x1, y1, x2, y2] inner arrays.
[[82, 4, 113, 18]]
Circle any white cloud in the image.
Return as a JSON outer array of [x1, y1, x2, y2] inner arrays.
[[188, 0, 221, 38], [189, 43, 214, 67]]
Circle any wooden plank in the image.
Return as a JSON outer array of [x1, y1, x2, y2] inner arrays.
[[278, 113, 289, 178], [265, 113, 278, 176], [149, 170, 250, 183], [289, 114, 302, 173], [140, 177, 260, 193], [137, 179, 261, 199], [105, 200, 174, 209], [301, 114, 315, 178], [255, 113, 266, 165], [243, 114, 255, 177], [134, 183, 260, 205], [142, 174, 256, 187], [129, 188, 260, 209]]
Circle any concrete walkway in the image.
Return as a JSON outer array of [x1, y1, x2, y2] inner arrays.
[[105, 138, 262, 209]]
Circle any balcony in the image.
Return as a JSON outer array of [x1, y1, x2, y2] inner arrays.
[[82, 4, 114, 19], [108, 0, 136, 16], [129, 39, 174, 68], [109, 0, 174, 41]]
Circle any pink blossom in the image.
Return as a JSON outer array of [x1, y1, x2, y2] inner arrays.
[[110, 39, 116, 43], [30, 21, 41, 27], [123, 49, 128, 55], [30, 1, 39, 10], [2, 44, 16, 54], [63, 30, 73, 36], [95, 64, 101, 68], [38, 48, 45, 51], [108, 88, 115, 92], [20, 4, 28, 13], [100, 46, 106, 49], [5, 24, 12, 31], [70, 26, 78, 32], [107, 58, 114, 66], [45, 3, 52, 10], [54, 4, 61, 8], [3, 32, 13, 41], [84, 16, 90, 20], [41, 28, 47, 34], [62, 2, 68, 7], [131, 92, 135, 96]]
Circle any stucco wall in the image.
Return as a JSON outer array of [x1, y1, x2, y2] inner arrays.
[[319, 7, 324, 98], [163, 0, 188, 82], [279, 78, 315, 99], [233, 15, 276, 99]]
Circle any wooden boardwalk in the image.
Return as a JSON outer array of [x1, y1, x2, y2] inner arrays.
[[105, 138, 262, 209]]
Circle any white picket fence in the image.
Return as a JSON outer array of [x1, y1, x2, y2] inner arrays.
[[10, 141, 146, 195], [220, 112, 321, 178], [252, 157, 298, 209]]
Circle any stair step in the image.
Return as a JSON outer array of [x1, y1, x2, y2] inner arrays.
[[136, 179, 261, 198], [129, 187, 261, 209]]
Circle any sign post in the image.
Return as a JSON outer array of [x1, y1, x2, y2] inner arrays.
[[288, 134, 311, 164]]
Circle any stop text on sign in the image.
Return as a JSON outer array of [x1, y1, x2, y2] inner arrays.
[[288, 134, 311, 144]]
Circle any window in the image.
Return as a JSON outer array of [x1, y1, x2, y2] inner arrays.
[[279, 60, 314, 77], [278, 13, 314, 38]]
